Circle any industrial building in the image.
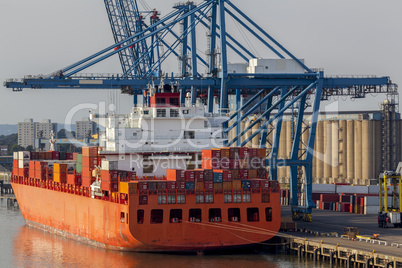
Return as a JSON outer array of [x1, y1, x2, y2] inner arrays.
[[75, 118, 97, 139], [18, 119, 57, 151]]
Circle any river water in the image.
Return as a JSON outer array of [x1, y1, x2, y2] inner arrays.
[[0, 199, 329, 268]]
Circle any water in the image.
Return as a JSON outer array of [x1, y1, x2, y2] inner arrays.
[[0, 199, 329, 268]]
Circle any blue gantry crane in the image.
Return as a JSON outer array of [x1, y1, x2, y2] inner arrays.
[[4, 0, 397, 221]]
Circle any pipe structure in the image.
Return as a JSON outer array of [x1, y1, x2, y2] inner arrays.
[[332, 121, 339, 180], [339, 120, 347, 180], [347, 120, 355, 180], [354, 120, 362, 182]]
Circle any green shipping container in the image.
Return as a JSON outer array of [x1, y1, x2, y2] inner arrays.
[[76, 163, 82, 173], [77, 154, 83, 164]]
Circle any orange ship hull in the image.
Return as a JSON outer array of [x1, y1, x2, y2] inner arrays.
[[12, 179, 281, 252]]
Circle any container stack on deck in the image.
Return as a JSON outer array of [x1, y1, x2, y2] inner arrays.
[[11, 147, 279, 205]]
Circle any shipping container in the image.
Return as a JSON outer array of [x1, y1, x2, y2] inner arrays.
[[214, 182, 223, 192], [34, 161, 48, 171], [239, 169, 249, 179], [195, 182, 204, 191], [139, 195, 148, 205], [232, 180, 242, 191], [241, 180, 251, 190], [204, 181, 214, 191], [54, 163, 67, 174], [127, 171, 136, 181], [248, 169, 257, 179], [101, 159, 118, 171], [167, 181, 176, 191], [120, 182, 138, 195], [203, 169, 213, 181], [194, 169, 204, 182], [229, 159, 240, 169], [81, 176, 95, 188], [220, 158, 230, 169], [185, 182, 195, 190], [239, 159, 249, 169], [83, 156, 98, 167], [82, 147, 98, 157], [213, 172, 223, 183], [166, 169, 185, 181], [224, 194, 232, 203], [66, 152, 73, 160], [118, 171, 128, 182], [101, 170, 118, 182], [17, 151, 29, 160], [101, 181, 118, 192], [54, 173, 67, 183], [67, 174, 81, 185], [202, 149, 221, 159], [157, 181, 167, 191], [138, 181, 148, 191], [213, 169, 232, 181], [223, 181, 232, 191], [185, 170, 195, 182], [176, 181, 186, 191], [231, 169, 239, 180], [256, 148, 266, 158], [59, 152, 67, 160], [238, 147, 249, 159], [76, 154, 83, 164]]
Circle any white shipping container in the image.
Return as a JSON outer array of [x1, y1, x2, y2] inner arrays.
[[388, 212, 401, 224], [18, 159, 29, 168], [158, 195, 167, 204], [364, 206, 379, 215], [313, 184, 336, 194], [101, 159, 118, 171], [368, 185, 396, 195], [168, 195, 176, 204], [336, 185, 369, 194], [205, 194, 214, 203], [177, 195, 186, 204], [13, 152, 19, 160], [18, 151, 30, 160]]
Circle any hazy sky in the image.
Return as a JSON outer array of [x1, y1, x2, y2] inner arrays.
[[1, 0, 401, 125]]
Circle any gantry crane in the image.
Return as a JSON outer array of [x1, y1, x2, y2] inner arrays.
[[4, 0, 398, 221]]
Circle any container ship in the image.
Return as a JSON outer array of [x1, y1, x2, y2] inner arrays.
[[11, 92, 280, 252]]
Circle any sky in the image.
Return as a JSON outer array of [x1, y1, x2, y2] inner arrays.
[[0, 0, 401, 125]]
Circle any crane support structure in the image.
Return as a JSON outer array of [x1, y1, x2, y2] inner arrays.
[[4, 0, 398, 220]]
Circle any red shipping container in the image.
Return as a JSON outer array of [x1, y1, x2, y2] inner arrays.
[[29, 167, 35, 178], [202, 149, 221, 159], [238, 147, 249, 159], [167, 181, 176, 191], [51, 151, 59, 160], [82, 168, 95, 179], [204, 181, 214, 191], [138, 181, 148, 191], [176, 181, 186, 190], [45, 151, 52, 160], [248, 148, 257, 158], [185, 170, 195, 182], [157, 181, 167, 191], [30, 152, 39, 160], [166, 169, 185, 181], [101, 170, 118, 182], [260, 179, 269, 190], [257, 169, 267, 179], [239, 158, 249, 169], [220, 158, 230, 169], [139, 195, 148, 205], [13, 160, 18, 168], [249, 158, 264, 169], [203, 169, 213, 181], [239, 169, 249, 179], [194, 170, 204, 182], [229, 159, 240, 169], [73, 153, 78, 161], [320, 194, 340, 203], [66, 152, 73, 160], [250, 179, 261, 189], [127, 171, 137, 181]]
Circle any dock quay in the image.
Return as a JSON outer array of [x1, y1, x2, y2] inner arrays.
[[277, 206, 402, 267]]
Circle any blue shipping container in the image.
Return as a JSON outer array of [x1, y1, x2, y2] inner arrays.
[[241, 180, 251, 189], [185, 182, 195, 190]]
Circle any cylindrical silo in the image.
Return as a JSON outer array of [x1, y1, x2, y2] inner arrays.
[[323, 121, 332, 179], [240, 121, 246, 145], [362, 120, 373, 182], [373, 120, 382, 180], [278, 121, 287, 180], [286, 121, 293, 180], [346, 120, 355, 180], [354, 120, 363, 181], [302, 121, 310, 180], [252, 119, 260, 148], [244, 119, 251, 148], [339, 120, 347, 179], [315, 121, 324, 179], [332, 121, 339, 180]]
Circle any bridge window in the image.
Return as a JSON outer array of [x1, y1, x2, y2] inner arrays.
[[137, 209, 144, 224], [209, 208, 222, 222], [150, 209, 163, 224], [265, 207, 272, 222], [189, 209, 202, 222], [228, 208, 241, 222], [169, 209, 182, 223], [156, 98, 166, 105], [247, 207, 260, 222], [170, 109, 179, 117], [169, 98, 179, 106], [157, 109, 166, 117]]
